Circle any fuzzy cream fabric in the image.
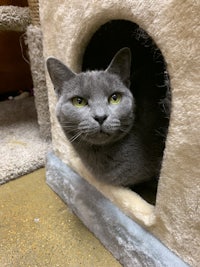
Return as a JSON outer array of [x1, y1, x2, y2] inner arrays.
[[0, 6, 30, 31], [0, 97, 50, 184], [26, 25, 51, 140], [39, 1, 200, 266]]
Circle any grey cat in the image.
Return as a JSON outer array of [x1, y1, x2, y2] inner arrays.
[[47, 48, 165, 186]]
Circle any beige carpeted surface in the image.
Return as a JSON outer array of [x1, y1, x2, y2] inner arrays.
[[0, 96, 50, 184], [0, 168, 121, 266]]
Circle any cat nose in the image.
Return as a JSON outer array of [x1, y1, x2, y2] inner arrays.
[[94, 115, 107, 125]]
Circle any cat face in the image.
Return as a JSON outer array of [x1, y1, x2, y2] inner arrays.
[[57, 71, 134, 145], [47, 48, 135, 145]]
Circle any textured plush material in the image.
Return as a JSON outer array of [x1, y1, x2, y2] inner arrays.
[[46, 152, 189, 267], [27, 0, 40, 26], [39, 1, 200, 266], [0, 97, 50, 184], [26, 25, 51, 140], [0, 6, 30, 31]]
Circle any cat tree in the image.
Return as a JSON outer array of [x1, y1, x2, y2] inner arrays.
[[39, 0, 199, 266], [0, 2, 51, 183], [0, 1, 51, 139]]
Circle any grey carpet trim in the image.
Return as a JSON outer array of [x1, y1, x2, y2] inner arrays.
[[46, 152, 190, 267]]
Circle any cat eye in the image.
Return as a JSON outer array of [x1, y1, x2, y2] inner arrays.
[[109, 93, 122, 105], [72, 96, 88, 107]]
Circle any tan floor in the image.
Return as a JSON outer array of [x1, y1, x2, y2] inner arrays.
[[0, 169, 121, 267]]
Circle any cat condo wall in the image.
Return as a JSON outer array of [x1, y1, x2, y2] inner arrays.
[[39, 0, 199, 266]]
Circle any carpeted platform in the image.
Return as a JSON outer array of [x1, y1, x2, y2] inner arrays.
[[0, 96, 50, 184]]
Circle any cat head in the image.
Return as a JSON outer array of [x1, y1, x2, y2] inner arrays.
[[46, 48, 135, 145]]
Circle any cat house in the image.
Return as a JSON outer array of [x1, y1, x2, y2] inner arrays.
[[39, 1, 199, 266]]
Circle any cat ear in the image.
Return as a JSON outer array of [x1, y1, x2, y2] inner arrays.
[[106, 47, 131, 88], [46, 57, 76, 97]]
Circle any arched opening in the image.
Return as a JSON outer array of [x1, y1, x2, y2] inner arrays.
[[82, 20, 171, 205]]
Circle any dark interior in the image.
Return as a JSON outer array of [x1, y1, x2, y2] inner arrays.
[[0, 0, 33, 101], [82, 20, 171, 205], [0, 31, 33, 101]]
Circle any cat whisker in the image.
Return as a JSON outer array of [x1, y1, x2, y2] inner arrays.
[[60, 123, 77, 128], [154, 129, 167, 138], [119, 126, 132, 135], [69, 132, 83, 143]]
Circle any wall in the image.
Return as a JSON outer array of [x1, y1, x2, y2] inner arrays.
[[0, 31, 32, 96], [0, 0, 32, 97]]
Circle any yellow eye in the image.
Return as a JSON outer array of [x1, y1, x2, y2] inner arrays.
[[72, 96, 87, 107], [109, 93, 122, 105]]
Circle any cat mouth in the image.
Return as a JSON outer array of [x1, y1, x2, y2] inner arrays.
[[96, 129, 110, 138], [99, 129, 109, 135], [83, 128, 111, 145], [80, 125, 122, 145]]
